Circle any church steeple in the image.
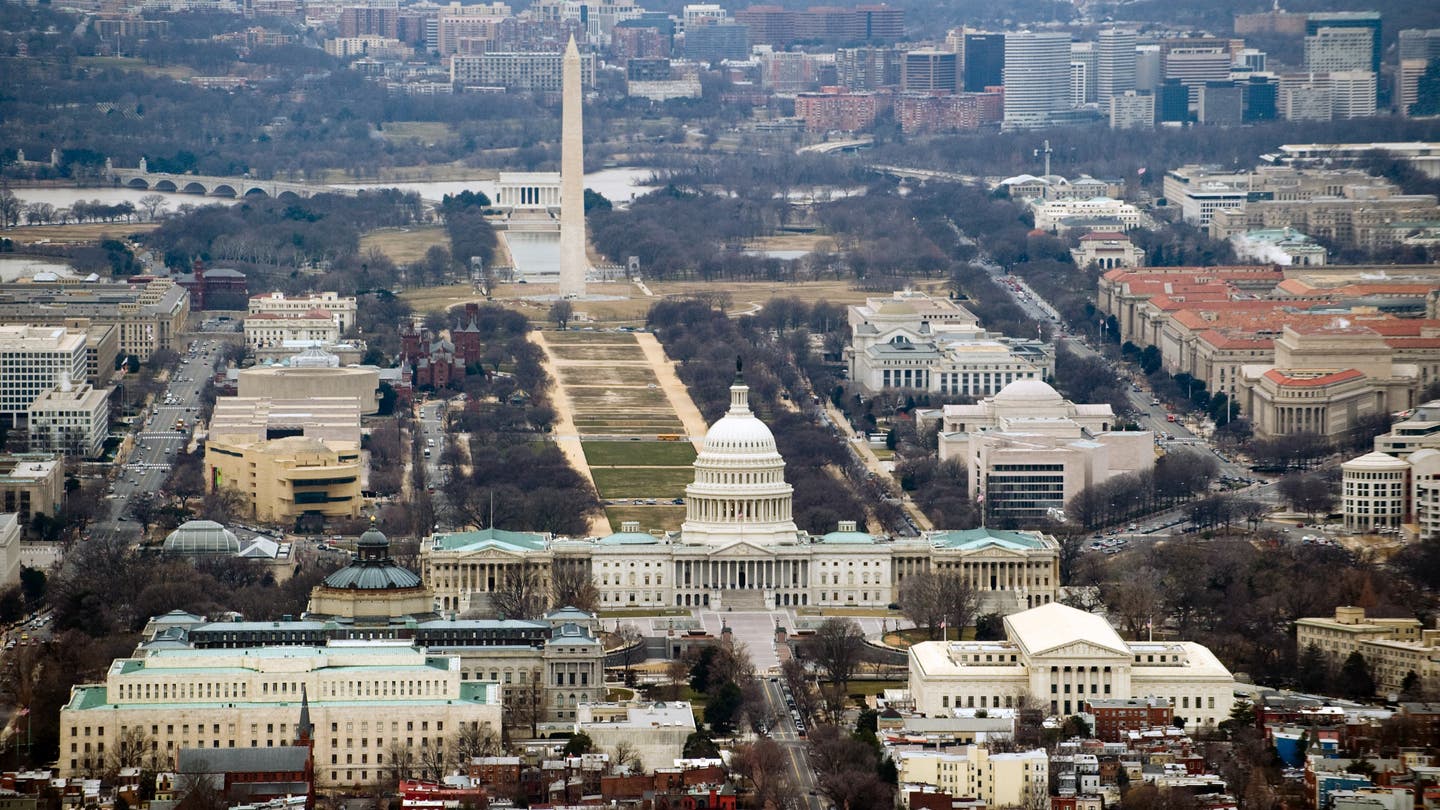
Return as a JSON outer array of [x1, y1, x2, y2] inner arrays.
[[296, 684, 314, 747]]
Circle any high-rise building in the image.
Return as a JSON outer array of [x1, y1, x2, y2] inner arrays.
[[1398, 29, 1440, 115], [1157, 79, 1191, 122], [835, 45, 901, 89], [1197, 81, 1243, 125], [1109, 90, 1154, 129], [734, 5, 791, 47], [857, 4, 904, 42], [683, 20, 749, 61], [0, 326, 88, 420], [962, 32, 1004, 92], [1096, 29, 1137, 103], [1135, 44, 1161, 91], [1070, 41, 1097, 103], [902, 49, 957, 93], [1161, 40, 1233, 105], [1003, 31, 1071, 130], [1305, 26, 1376, 73], [1306, 12, 1381, 76], [1243, 75, 1278, 121]]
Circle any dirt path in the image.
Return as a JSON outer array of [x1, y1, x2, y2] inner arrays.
[[823, 400, 935, 532], [529, 330, 617, 538], [633, 332, 711, 449]]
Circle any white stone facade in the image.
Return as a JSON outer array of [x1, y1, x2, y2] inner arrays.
[[908, 603, 1234, 731], [248, 292, 357, 333]]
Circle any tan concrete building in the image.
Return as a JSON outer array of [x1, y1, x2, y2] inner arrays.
[[1341, 402, 1440, 539], [0, 454, 64, 531], [938, 380, 1153, 523], [0, 513, 19, 586], [57, 643, 502, 785], [248, 292, 357, 333], [236, 366, 380, 415], [207, 397, 364, 524], [908, 603, 1235, 730], [27, 382, 111, 458], [1295, 607, 1439, 694], [205, 436, 363, 524]]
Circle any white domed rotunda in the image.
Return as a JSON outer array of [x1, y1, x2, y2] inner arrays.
[[680, 375, 801, 546]]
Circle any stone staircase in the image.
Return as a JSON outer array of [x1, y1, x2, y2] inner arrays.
[[721, 590, 770, 611]]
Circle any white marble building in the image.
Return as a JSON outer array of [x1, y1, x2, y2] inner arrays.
[[908, 603, 1234, 730]]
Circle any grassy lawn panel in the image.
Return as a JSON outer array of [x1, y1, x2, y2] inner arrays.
[[361, 225, 449, 265], [556, 366, 658, 387], [546, 344, 648, 362], [605, 505, 687, 532], [592, 467, 694, 499], [584, 441, 697, 467]]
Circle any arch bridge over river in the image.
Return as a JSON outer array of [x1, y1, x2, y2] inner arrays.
[[107, 165, 357, 200]]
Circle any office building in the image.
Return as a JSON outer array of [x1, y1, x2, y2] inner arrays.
[[1161, 41, 1233, 105], [937, 380, 1152, 523], [908, 602, 1235, 730], [1136, 45, 1161, 91], [1243, 75, 1278, 121], [574, 702, 696, 772], [58, 643, 502, 785], [1399, 30, 1440, 115], [449, 50, 596, 92], [1341, 400, 1440, 540], [1003, 31, 1071, 130], [1157, 79, 1191, 122], [0, 326, 89, 421], [1197, 81, 1243, 125], [1071, 231, 1146, 269], [1109, 90, 1155, 129], [1071, 41, 1096, 104], [902, 49, 958, 93], [1305, 26, 1377, 74], [962, 32, 1005, 92], [0, 279, 191, 362], [27, 382, 110, 458], [0, 454, 63, 531], [0, 514, 17, 586], [236, 363, 381, 416], [682, 20, 749, 61], [1306, 12, 1381, 78], [1096, 29, 1137, 103]]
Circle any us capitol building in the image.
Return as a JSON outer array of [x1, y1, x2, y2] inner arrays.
[[423, 376, 1063, 614]]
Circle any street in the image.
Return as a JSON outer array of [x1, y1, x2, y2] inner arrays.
[[93, 340, 220, 543], [758, 676, 824, 810]]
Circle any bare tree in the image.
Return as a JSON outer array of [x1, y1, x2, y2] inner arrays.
[[487, 563, 549, 620], [106, 727, 156, 776], [138, 194, 168, 220], [938, 575, 980, 640], [729, 737, 800, 810], [552, 564, 599, 613], [417, 741, 449, 781], [614, 624, 646, 685], [382, 741, 416, 791], [611, 740, 643, 774], [897, 572, 946, 639], [549, 300, 574, 330], [808, 618, 866, 693]]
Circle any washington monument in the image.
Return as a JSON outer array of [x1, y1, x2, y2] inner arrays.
[[558, 34, 587, 298]]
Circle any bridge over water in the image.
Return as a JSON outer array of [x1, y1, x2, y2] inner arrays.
[[107, 162, 356, 200]]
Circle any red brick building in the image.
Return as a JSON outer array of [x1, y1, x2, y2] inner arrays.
[[794, 88, 880, 132], [1086, 698, 1174, 742]]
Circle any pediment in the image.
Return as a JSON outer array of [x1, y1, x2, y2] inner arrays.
[[449, 545, 528, 560], [1030, 640, 1129, 660], [709, 540, 778, 558]]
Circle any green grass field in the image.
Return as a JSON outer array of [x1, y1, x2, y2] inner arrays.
[[605, 505, 687, 532], [583, 441, 697, 467], [592, 467, 694, 499]]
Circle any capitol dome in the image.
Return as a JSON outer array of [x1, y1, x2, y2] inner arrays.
[[680, 373, 799, 546], [162, 520, 241, 556], [993, 379, 1064, 404]]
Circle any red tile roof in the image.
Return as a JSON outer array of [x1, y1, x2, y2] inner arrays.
[[1262, 368, 1366, 387]]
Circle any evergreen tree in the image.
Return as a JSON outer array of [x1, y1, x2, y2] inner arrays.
[[1400, 670, 1421, 700], [1297, 643, 1330, 693], [1338, 651, 1376, 700]]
